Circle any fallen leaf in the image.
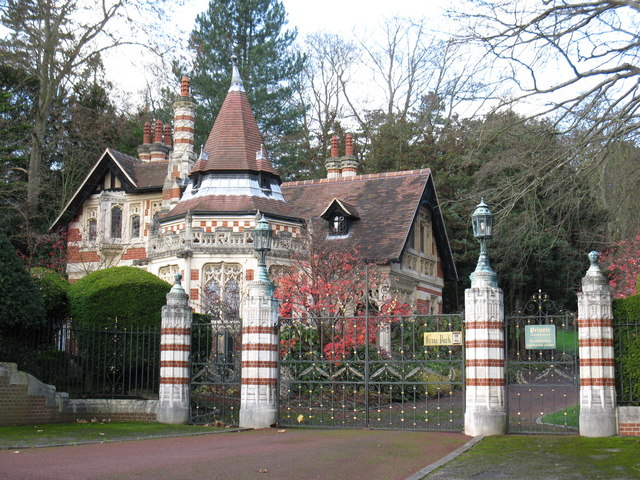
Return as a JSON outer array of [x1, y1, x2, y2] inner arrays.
[[277, 429, 286, 433], [258, 469, 268, 473], [37, 430, 43, 433], [13, 451, 20, 454], [99, 433, 105, 436]]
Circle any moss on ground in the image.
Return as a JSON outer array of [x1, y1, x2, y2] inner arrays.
[[0, 421, 225, 448], [426, 435, 640, 480]]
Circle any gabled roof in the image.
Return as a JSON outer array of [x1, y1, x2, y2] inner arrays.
[[51, 148, 166, 230], [282, 169, 457, 281], [320, 198, 359, 220], [194, 62, 277, 176]]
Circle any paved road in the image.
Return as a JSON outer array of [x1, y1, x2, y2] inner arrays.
[[0, 428, 471, 480]]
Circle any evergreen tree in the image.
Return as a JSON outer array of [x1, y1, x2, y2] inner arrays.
[[188, 0, 306, 175], [0, 231, 46, 331]]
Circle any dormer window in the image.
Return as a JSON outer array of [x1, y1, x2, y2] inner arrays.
[[259, 174, 272, 195], [321, 198, 359, 237]]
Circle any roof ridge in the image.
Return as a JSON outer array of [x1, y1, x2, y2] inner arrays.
[[283, 168, 431, 187]]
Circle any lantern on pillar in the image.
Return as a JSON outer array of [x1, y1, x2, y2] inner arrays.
[[470, 199, 497, 287], [253, 212, 272, 282]]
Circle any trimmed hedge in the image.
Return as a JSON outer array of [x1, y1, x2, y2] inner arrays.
[[0, 232, 46, 331], [70, 266, 171, 329], [30, 267, 70, 326], [614, 294, 640, 404]]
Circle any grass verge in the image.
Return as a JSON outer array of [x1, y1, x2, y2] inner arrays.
[[0, 421, 226, 448], [426, 435, 640, 479], [540, 403, 579, 427]]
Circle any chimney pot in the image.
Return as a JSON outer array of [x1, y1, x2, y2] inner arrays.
[[143, 121, 152, 144], [181, 76, 190, 97], [163, 124, 172, 147], [154, 119, 163, 143], [346, 134, 353, 156], [331, 135, 339, 158]]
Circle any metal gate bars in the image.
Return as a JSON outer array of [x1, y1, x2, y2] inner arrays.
[[278, 313, 464, 431], [505, 293, 579, 434]]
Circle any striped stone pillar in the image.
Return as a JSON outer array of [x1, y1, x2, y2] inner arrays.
[[464, 285, 507, 436], [239, 273, 279, 429], [157, 273, 192, 424], [578, 251, 616, 437]]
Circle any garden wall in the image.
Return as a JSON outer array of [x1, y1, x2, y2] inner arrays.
[[618, 407, 640, 436], [0, 363, 157, 426]]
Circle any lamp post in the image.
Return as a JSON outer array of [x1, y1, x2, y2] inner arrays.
[[470, 199, 497, 288], [253, 212, 272, 283]]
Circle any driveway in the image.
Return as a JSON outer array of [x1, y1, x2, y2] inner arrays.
[[0, 428, 471, 480]]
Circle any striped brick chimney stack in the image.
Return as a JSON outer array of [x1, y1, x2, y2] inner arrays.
[[162, 76, 197, 211], [157, 273, 192, 424], [577, 251, 617, 437], [340, 133, 359, 178], [170, 75, 197, 169], [325, 135, 341, 179]]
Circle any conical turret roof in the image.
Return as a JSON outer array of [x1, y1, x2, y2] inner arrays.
[[193, 58, 277, 176]]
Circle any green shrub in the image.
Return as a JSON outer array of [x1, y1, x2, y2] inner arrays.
[[0, 231, 46, 331], [70, 266, 171, 329], [614, 295, 640, 404], [30, 267, 70, 326]]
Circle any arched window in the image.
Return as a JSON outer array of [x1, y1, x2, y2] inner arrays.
[[111, 206, 122, 239], [202, 263, 242, 322], [131, 215, 140, 238], [87, 218, 97, 241]]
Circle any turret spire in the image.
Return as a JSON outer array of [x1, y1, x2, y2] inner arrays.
[[229, 55, 245, 92]]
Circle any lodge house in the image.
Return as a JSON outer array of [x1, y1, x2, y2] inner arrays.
[[52, 61, 456, 315]]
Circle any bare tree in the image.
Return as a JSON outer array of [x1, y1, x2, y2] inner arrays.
[[453, 0, 640, 221], [298, 33, 359, 159], [0, 0, 168, 214]]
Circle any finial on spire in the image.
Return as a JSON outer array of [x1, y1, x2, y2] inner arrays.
[[229, 54, 245, 92]]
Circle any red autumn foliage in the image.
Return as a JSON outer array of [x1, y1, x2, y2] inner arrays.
[[274, 238, 412, 360], [600, 233, 640, 298]]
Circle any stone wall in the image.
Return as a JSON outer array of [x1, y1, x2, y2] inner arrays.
[[0, 363, 157, 426]]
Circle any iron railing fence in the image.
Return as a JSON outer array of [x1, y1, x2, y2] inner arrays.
[[190, 319, 241, 425], [278, 313, 465, 431], [614, 315, 640, 406], [0, 322, 160, 399], [504, 312, 579, 434]]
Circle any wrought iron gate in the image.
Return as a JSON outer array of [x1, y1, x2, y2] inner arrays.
[[278, 313, 464, 431], [505, 292, 579, 434], [189, 318, 241, 425]]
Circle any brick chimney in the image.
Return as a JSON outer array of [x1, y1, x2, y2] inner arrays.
[[340, 133, 359, 178], [138, 121, 152, 162], [150, 119, 170, 162], [325, 135, 341, 179]]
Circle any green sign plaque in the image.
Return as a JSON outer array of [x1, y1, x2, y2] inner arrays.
[[524, 324, 556, 349]]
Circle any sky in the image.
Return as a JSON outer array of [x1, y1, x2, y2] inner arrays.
[[106, 0, 450, 102]]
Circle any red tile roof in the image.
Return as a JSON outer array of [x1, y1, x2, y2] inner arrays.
[[282, 169, 457, 280], [198, 90, 277, 175]]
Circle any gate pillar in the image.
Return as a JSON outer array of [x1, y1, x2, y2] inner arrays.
[[577, 251, 617, 437], [239, 272, 279, 429], [157, 273, 192, 424], [464, 285, 507, 436]]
